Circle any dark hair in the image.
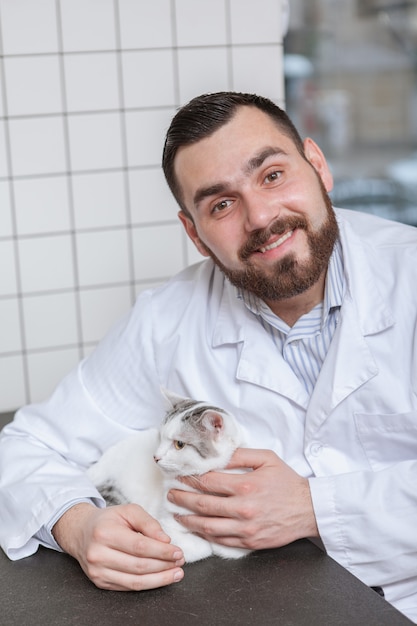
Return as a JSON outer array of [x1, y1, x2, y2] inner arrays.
[[162, 92, 305, 215]]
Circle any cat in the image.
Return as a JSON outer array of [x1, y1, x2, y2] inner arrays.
[[87, 389, 251, 563]]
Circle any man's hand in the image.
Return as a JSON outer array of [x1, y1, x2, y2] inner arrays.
[[168, 448, 319, 551], [52, 502, 185, 590]]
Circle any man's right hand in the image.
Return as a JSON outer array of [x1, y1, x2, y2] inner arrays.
[[52, 502, 185, 590]]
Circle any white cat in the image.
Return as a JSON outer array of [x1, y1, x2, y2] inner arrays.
[[87, 390, 250, 563]]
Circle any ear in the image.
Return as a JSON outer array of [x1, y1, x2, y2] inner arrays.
[[178, 211, 210, 258], [201, 410, 224, 437], [303, 138, 333, 193], [160, 387, 189, 410]]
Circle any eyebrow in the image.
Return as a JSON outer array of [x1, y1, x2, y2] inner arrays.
[[192, 146, 288, 209], [244, 146, 288, 175], [193, 183, 228, 209]]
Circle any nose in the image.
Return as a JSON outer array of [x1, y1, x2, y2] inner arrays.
[[242, 189, 280, 232], [153, 455, 160, 464]]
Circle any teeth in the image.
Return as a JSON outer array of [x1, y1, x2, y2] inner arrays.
[[259, 230, 293, 253]]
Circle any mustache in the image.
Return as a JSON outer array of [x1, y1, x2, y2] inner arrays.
[[239, 216, 308, 260]]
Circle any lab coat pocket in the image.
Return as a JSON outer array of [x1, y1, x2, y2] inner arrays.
[[354, 411, 417, 471]]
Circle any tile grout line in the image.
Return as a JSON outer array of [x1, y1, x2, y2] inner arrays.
[[0, 3, 31, 405], [55, 0, 84, 361], [113, 0, 137, 309], [171, 0, 189, 267]]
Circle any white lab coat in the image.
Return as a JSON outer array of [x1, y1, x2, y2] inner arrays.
[[1, 209, 417, 621]]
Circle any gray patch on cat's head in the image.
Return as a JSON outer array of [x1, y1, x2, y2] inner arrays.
[[165, 401, 228, 459], [164, 398, 199, 423], [164, 398, 226, 424]]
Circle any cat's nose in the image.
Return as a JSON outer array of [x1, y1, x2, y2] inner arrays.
[[153, 455, 160, 464]]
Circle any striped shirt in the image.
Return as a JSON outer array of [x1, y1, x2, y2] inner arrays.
[[237, 238, 345, 397]]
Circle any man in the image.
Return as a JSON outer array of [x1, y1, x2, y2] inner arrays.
[[1, 92, 416, 622]]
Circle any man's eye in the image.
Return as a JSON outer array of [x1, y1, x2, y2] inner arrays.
[[212, 199, 232, 213], [265, 171, 281, 183]]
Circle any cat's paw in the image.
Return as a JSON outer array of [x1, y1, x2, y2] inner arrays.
[[181, 535, 213, 563], [165, 524, 213, 563], [211, 543, 251, 559]]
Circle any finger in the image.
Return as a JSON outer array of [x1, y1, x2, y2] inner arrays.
[[179, 472, 237, 495], [103, 524, 184, 564], [170, 490, 236, 518], [226, 447, 279, 470], [82, 533, 185, 589], [126, 532, 184, 564], [176, 513, 244, 540], [113, 567, 185, 591], [87, 561, 185, 591], [98, 544, 185, 576], [122, 504, 172, 543]]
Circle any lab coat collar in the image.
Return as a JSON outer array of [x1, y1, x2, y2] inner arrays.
[[210, 266, 308, 405], [211, 212, 395, 348], [336, 212, 395, 336], [210, 210, 395, 411], [306, 213, 396, 432]]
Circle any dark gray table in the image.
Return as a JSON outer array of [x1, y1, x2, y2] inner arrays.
[[0, 540, 412, 625]]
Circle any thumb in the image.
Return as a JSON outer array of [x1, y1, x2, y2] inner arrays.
[[121, 503, 171, 542], [226, 447, 280, 471]]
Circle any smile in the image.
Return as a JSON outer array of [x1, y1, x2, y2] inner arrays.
[[259, 230, 293, 253]]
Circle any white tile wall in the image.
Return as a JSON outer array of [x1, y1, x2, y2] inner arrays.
[[26, 348, 81, 402], [79, 285, 131, 344], [128, 168, 178, 224], [0, 299, 22, 352], [18, 235, 75, 293], [125, 108, 176, 167], [14, 176, 71, 235], [9, 117, 67, 176], [4, 56, 62, 116], [0, 0, 285, 412], [0, 355, 26, 410], [118, 0, 173, 49], [72, 171, 127, 230], [122, 50, 176, 108], [177, 48, 230, 104], [230, 0, 284, 44], [175, 0, 228, 47], [68, 112, 124, 171], [0, 239, 17, 295], [0, 181, 12, 236], [132, 223, 185, 282], [64, 53, 120, 112], [22, 292, 79, 350], [60, 0, 117, 52], [0, 120, 9, 176], [0, 0, 59, 55], [76, 229, 131, 287]]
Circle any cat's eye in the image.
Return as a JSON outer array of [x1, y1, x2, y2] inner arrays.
[[174, 440, 185, 450]]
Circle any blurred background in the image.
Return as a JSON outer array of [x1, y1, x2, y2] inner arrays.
[[1, 0, 416, 414], [284, 0, 417, 225]]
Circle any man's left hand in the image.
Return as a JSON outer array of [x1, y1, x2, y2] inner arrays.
[[167, 448, 319, 551]]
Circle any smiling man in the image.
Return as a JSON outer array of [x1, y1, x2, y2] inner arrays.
[[172, 103, 339, 324], [1, 92, 417, 623]]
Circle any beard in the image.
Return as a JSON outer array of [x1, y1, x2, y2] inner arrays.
[[199, 179, 339, 303]]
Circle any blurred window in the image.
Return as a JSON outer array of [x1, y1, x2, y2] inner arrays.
[[284, 0, 417, 226]]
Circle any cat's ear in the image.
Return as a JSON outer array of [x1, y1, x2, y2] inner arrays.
[[201, 410, 224, 437], [160, 387, 189, 410]]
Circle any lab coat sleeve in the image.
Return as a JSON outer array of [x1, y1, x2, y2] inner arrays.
[[309, 460, 417, 602], [0, 291, 163, 560]]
